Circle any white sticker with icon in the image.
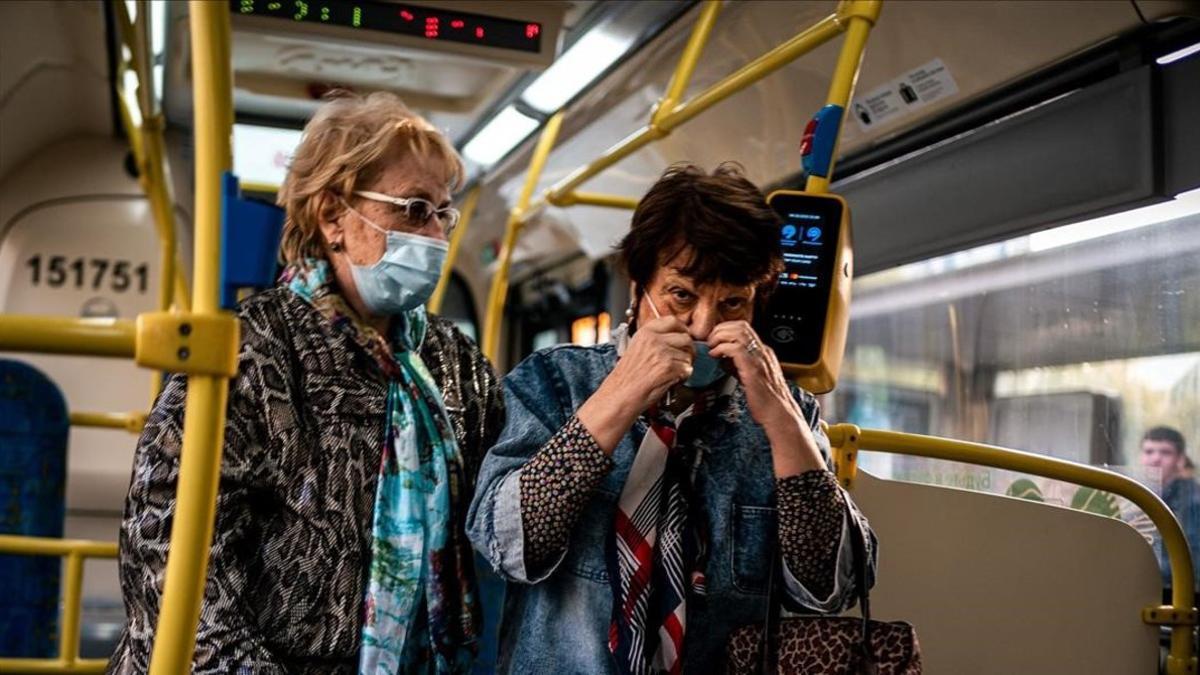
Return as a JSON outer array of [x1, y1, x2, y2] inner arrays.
[[850, 58, 959, 132]]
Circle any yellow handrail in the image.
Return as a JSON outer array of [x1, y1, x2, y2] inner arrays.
[[69, 410, 147, 433], [805, 0, 880, 193], [239, 180, 281, 194], [481, 111, 565, 362], [429, 185, 481, 314], [0, 316, 135, 357], [0, 535, 118, 674], [556, 191, 641, 210], [146, 2, 238, 673], [112, 0, 192, 404], [651, 0, 722, 128], [482, 0, 882, 366], [826, 425, 1198, 674]]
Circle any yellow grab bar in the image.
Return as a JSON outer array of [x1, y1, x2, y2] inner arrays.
[[69, 410, 148, 433], [545, 2, 862, 205], [481, 112, 565, 363], [239, 180, 281, 194], [551, 191, 641, 210], [651, 0, 722, 127], [805, 0, 881, 193], [827, 425, 1197, 674], [429, 186, 481, 314], [0, 535, 118, 674], [146, 3, 238, 673], [0, 316, 135, 358]]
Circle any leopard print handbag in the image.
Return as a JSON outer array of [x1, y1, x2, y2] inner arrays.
[[724, 513, 922, 674]]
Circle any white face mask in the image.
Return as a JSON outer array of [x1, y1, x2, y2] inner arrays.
[[341, 201, 448, 315], [643, 292, 727, 389]]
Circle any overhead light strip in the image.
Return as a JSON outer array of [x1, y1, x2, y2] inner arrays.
[[521, 28, 636, 114], [1156, 41, 1200, 65], [461, 105, 541, 167]]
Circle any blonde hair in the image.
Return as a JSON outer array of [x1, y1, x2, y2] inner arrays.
[[277, 91, 464, 264]]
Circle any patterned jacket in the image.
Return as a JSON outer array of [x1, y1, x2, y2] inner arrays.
[[107, 286, 504, 674]]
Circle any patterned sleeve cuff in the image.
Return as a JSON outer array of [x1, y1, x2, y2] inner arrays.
[[776, 469, 847, 601], [519, 416, 614, 573]]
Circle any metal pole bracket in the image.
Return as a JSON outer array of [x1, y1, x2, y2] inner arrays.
[[1145, 605, 1199, 626], [825, 422, 863, 489], [135, 312, 239, 377], [836, 0, 883, 25]]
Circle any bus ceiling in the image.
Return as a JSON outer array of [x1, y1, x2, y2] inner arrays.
[[158, 1, 690, 139]]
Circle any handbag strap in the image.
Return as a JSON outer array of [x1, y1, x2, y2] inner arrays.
[[757, 501, 874, 674]]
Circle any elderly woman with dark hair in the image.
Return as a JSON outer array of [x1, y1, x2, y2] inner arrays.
[[467, 163, 877, 674], [110, 92, 503, 674]]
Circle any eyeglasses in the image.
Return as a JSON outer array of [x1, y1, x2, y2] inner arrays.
[[354, 190, 461, 237]]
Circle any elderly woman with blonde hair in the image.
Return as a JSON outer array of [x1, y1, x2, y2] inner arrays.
[[109, 92, 503, 674]]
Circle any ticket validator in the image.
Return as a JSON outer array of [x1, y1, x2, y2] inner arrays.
[[756, 190, 852, 394]]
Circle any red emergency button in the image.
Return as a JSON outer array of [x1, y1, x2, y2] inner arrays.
[[800, 118, 818, 157]]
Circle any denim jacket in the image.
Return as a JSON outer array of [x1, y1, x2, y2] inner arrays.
[[467, 344, 877, 674]]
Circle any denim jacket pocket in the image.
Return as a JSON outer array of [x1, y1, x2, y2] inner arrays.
[[730, 504, 777, 595], [562, 488, 618, 583]]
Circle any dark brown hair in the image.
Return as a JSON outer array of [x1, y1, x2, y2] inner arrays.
[[1144, 426, 1187, 455], [618, 162, 784, 300]]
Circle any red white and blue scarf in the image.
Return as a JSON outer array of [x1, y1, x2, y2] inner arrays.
[[609, 387, 727, 675]]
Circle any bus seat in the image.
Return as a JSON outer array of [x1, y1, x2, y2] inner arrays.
[[850, 470, 1160, 673], [0, 359, 69, 658]]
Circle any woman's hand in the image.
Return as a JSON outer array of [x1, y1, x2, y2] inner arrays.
[[707, 321, 825, 477], [577, 317, 693, 454]]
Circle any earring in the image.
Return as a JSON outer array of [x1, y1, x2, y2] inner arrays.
[[330, 241, 343, 252]]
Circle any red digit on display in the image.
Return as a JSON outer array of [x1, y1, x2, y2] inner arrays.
[[525, 23, 539, 39], [451, 19, 464, 29], [399, 9, 413, 21], [475, 26, 484, 38]]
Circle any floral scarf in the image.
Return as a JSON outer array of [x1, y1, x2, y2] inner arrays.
[[283, 260, 480, 674]]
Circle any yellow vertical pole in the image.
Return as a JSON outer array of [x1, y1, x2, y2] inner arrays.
[[428, 185, 481, 314], [129, 0, 191, 402], [59, 551, 84, 665], [147, 2, 235, 673], [651, 0, 722, 127], [481, 111, 565, 364], [805, 0, 881, 194]]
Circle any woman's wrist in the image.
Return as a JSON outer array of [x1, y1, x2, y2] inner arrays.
[[764, 413, 826, 478], [577, 374, 647, 455]]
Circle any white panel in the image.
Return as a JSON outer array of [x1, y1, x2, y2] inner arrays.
[[851, 471, 1161, 674], [1, 138, 164, 524]]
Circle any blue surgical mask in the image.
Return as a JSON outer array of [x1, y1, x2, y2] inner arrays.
[[342, 202, 448, 315], [687, 342, 727, 388], [643, 293, 728, 389]]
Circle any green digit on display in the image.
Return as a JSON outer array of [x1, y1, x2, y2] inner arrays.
[[293, 0, 308, 20], [352, 6, 362, 27], [240, 0, 254, 14], [320, 6, 330, 21], [267, 2, 281, 11]]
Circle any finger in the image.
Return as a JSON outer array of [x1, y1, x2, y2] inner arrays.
[[668, 358, 694, 384], [705, 322, 742, 347], [706, 320, 760, 348], [708, 341, 760, 381], [707, 342, 739, 360], [660, 331, 695, 351]]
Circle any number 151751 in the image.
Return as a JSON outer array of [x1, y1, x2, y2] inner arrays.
[[26, 255, 149, 293]]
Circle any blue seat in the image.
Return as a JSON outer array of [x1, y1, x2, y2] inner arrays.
[[0, 359, 68, 658]]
